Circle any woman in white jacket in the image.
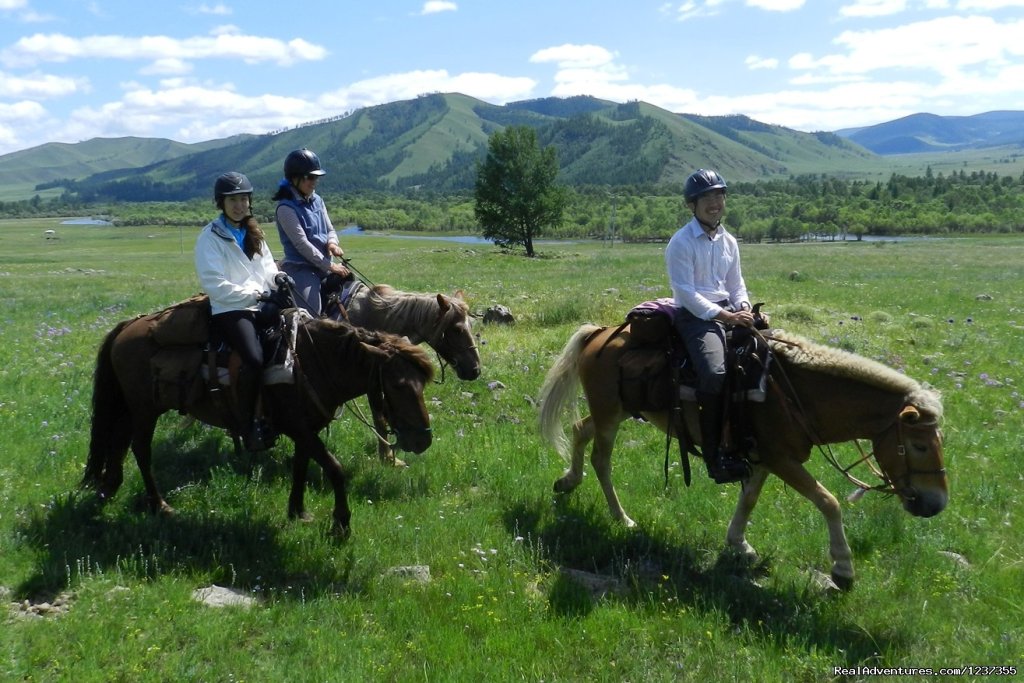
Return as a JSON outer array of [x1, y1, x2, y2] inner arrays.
[[195, 172, 283, 451]]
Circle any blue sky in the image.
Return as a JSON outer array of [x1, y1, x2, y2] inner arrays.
[[0, 0, 1022, 157]]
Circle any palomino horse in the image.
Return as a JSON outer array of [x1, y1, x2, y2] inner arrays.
[[538, 324, 947, 589], [83, 315, 434, 536], [325, 280, 481, 464]]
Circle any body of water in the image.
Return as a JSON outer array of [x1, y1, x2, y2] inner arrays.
[[61, 217, 113, 225]]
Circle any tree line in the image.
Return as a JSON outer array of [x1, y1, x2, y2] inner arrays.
[[4, 168, 1023, 243]]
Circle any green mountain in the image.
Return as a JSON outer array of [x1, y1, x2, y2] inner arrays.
[[3, 93, 1019, 203]]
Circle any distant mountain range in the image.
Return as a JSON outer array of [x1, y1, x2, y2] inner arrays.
[[2, 93, 1021, 203], [837, 111, 1024, 154]]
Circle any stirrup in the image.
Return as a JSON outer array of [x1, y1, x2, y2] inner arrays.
[[242, 421, 273, 452], [707, 453, 750, 484]]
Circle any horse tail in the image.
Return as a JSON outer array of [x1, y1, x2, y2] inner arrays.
[[538, 324, 602, 461], [82, 320, 134, 488]]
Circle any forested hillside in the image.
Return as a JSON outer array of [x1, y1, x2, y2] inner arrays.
[[6, 169, 1021, 242]]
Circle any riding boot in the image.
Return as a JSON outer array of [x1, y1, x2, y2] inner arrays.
[[697, 391, 749, 484], [234, 365, 270, 452]]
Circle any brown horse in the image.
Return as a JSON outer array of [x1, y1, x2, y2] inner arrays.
[[82, 315, 434, 536], [326, 281, 481, 464], [538, 324, 948, 589]]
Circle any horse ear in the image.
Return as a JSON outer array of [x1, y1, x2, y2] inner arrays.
[[899, 405, 921, 423], [436, 293, 451, 313], [453, 289, 465, 301]]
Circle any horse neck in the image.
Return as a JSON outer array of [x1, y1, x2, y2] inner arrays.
[[351, 287, 441, 345], [778, 362, 908, 443], [296, 324, 375, 410]]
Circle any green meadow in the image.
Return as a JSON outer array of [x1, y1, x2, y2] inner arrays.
[[1, 218, 1021, 681]]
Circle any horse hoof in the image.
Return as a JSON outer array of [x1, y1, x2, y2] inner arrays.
[[553, 477, 578, 494], [289, 509, 313, 523], [831, 570, 855, 592], [331, 522, 351, 540], [383, 456, 408, 469]]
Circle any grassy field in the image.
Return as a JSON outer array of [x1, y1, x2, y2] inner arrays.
[[1, 218, 1022, 681]]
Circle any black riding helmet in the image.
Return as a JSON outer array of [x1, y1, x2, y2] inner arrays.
[[284, 148, 327, 180], [214, 171, 253, 209], [684, 168, 727, 203]]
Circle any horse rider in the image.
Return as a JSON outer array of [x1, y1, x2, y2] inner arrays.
[[195, 171, 287, 451], [273, 148, 351, 316], [665, 168, 755, 484]]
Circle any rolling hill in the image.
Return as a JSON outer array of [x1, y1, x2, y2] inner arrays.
[[2, 94, 1022, 203]]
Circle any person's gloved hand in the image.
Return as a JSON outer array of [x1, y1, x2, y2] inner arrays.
[[274, 272, 296, 288]]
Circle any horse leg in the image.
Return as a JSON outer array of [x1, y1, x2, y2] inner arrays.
[[371, 405, 406, 468], [288, 443, 313, 523], [294, 433, 351, 536], [130, 418, 174, 515], [553, 415, 593, 494], [590, 424, 634, 528], [725, 465, 769, 561], [770, 459, 855, 590]]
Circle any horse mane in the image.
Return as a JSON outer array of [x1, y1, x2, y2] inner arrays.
[[307, 317, 435, 381], [366, 284, 469, 329], [768, 330, 943, 419]]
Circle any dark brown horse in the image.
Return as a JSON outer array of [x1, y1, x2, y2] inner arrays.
[[326, 281, 481, 464], [82, 315, 434, 536], [538, 324, 948, 589]]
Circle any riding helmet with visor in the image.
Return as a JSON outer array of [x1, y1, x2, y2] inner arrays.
[[214, 171, 253, 209], [684, 168, 728, 203], [284, 148, 327, 180]]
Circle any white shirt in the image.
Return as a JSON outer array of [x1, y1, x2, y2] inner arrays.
[[665, 217, 749, 321]]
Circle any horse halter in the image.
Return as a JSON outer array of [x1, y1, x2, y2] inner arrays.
[[426, 305, 478, 383], [369, 353, 432, 446], [825, 404, 946, 499]]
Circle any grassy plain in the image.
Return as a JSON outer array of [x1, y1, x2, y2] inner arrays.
[[1, 218, 1022, 681]]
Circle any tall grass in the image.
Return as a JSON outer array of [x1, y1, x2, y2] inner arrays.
[[2, 218, 1021, 680]]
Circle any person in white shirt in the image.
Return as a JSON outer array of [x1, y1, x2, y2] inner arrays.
[[195, 172, 285, 451], [665, 169, 755, 484]]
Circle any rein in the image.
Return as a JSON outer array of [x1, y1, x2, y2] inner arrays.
[[762, 331, 943, 498]]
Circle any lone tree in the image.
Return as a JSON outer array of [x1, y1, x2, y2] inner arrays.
[[474, 125, 567, 257]]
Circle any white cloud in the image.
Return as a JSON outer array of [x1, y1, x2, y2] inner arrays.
[[746, 0, 807, 10], [530, 44, 618, 69], [0, 0, 28, 9], [197, 3, 232, 15], [957, 0, 1024, 7], [318, 69, 536, 111], [839, 0, 908, 17], [0, 70, 84, 98], [0, 31, 328, 69], [746, 55, 779, 69], [421, 1, 457, 14]]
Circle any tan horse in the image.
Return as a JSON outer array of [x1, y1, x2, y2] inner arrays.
[[326, 281, 481, 464], [538, 324, 948, 589], [83, 315, 434, 536]]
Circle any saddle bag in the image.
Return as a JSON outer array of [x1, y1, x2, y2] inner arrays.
[[149, 294, 211, 346], [625, 298, 676, 348], [151, 346, 205, 412], [618, 347, 674, 413]]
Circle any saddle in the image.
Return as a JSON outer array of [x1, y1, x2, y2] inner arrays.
[[145, 294, 301, 415], [615, 300, 773, 469]]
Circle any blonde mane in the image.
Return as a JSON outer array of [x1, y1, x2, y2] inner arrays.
[[768, 330, 943, 419]]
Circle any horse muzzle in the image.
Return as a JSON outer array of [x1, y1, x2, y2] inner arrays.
[[901, 487, 948, 518], [396, 426, 433, 454]]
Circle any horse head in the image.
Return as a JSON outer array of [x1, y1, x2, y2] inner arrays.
[[364, 336, 435, 454], [872, 391, 948, 518], [430, 292, 481, 381]]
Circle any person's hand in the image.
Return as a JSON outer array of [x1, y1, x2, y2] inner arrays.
[[274, 272, 295, 288], [328, 243, 344, 258], [328, 261, 350, 278], [722, 309, 755, 328]]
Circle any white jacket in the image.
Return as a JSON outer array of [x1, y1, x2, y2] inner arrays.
[[195, 216, 280, 316]]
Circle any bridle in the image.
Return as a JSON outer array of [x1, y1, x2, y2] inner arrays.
[[819, 409, 945, 499], [426, 306, 479, 383], [366, 355, 432, 445], [765, 332, 945, 499]]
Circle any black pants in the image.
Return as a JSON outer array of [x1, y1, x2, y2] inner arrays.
[[210, 305, 278, 370]]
